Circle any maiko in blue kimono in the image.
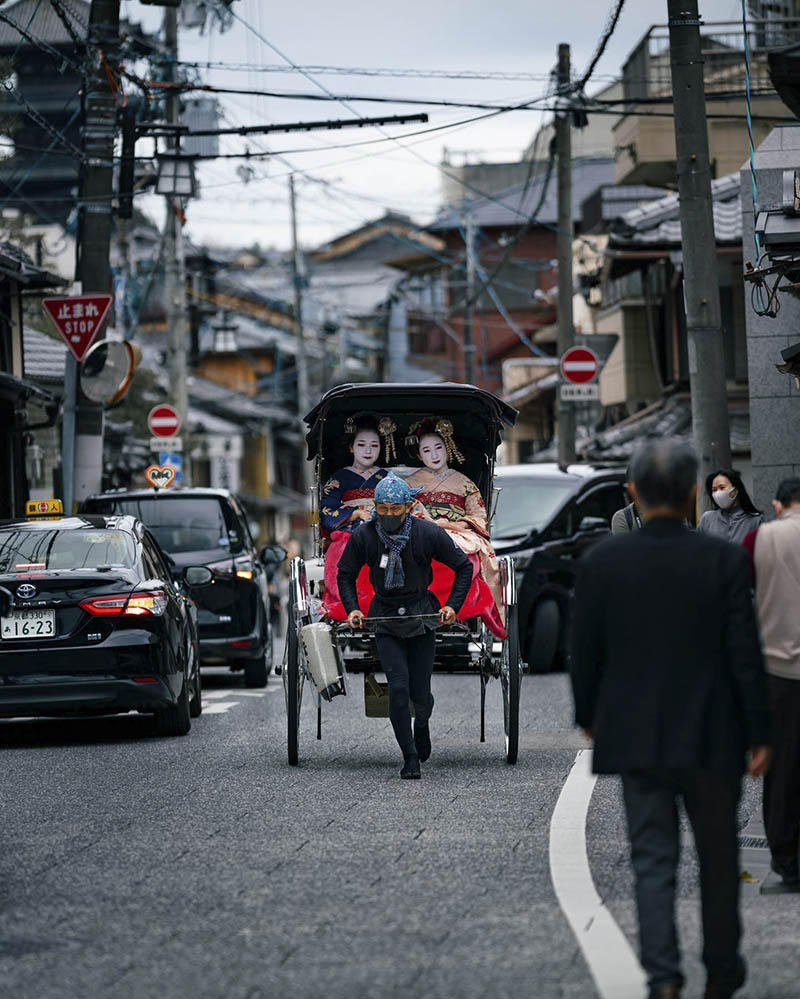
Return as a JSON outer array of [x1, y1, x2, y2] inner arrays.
[[319, 414, 397, 535]]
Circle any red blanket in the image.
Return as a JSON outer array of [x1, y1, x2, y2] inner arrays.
[[322, 530, 506, 639]]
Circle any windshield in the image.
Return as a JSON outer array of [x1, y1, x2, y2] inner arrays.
[[91, 498, 242, 555], [0, 528, 135, 573], [492, 477, 575, 539]]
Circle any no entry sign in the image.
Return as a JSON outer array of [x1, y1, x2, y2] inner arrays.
[[148, 404, 181, 438], [42, 294, 113, 362], [560, 346, 599, 385]]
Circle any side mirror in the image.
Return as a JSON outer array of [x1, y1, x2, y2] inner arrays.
[[184, 566, 213, 587], [260, 543, 287, 567], [576, 515, 608, 535]]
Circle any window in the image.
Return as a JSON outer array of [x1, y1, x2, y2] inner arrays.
[[89, 497, 242, 555], [576, 485, 626, 527], [0, 528, 135, 572]]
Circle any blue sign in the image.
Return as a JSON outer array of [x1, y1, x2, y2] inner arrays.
[[159, 452, 183, 485]]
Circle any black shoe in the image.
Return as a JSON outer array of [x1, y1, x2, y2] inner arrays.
[[771, 856, 800, 885], [414, 721, 431, 762], [400, 754, 421, 779]]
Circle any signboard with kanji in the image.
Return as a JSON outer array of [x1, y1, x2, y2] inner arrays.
[[41, 294, 113, 362]]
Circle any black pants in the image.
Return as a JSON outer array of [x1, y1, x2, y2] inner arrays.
[[621, 769, 743, 992], [763, 674, 800, 867], [375, 631, 436, 757]]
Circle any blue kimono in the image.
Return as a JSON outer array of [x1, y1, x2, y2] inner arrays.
[[320, 467, 387, 534]]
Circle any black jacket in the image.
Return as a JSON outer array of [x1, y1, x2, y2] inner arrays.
[[570, 517, 771, 775], [337, 518, 473, 627]]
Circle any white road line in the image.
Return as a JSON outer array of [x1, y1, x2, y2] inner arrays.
[[549, 749, 647, 999], [202, 688, 277, 699], [203, 701, 238, 714]]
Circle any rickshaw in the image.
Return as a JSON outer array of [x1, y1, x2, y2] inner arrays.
[[281, 382, 522, 766]]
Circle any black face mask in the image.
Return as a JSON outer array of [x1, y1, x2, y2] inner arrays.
[[377, 513, 405, 534]]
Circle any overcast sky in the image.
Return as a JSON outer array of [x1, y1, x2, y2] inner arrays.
[[125, 0, 750, 251]]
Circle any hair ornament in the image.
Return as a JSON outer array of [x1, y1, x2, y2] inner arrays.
[[377, 416, 398, 463]]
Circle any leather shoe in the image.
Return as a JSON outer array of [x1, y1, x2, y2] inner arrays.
[[649, 986, 681, 999], [414, 721, 431, 762], [400, 754, 421, 779]]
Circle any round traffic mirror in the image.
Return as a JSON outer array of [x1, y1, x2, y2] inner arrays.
[[81, 339, 140, 404]]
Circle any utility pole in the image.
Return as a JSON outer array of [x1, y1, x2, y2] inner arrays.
[[64, 0, 120, 512], [556, 42, 576, 466], [289, 174, 312, 494], [463, 199, 476, 385], [163, 7, 189, 472], [668, 0, 731, 505]]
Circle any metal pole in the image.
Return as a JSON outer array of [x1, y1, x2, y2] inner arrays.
[[163, 7, 189, 475], [289, 175, 312, 496], [62, 355, 78, 513], [667, 0, 731, 506], [67, 0, 119, 509], [556, 42, 576, 466], [463, 199, 476, 385]]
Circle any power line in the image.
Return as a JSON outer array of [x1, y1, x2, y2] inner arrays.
[[172, 60, 583, 82], [577, 0, 627, 92]]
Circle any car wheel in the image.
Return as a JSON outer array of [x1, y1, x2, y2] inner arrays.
[[189, 661, 202, 718], [244, 653, 268, 688], [526, 599, 560, 675], [154, 675, 192, 736]]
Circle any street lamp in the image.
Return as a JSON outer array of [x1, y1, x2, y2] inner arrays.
[[155, 154, 197, 198]]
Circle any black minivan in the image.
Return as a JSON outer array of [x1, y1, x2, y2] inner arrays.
[[492, 463, 626, 675], [84, 488, 283, 687]]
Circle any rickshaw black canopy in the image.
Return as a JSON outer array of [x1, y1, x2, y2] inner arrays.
[[304, 383, 517, 504]]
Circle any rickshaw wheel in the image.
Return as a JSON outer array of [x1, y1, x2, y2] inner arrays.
[[285, 560, 308, 766], [285, 600, 303, 765], [500, 600, 520, 764]]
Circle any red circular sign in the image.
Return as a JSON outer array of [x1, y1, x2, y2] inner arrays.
[[148, 404, 181, 438], [560, 346, 599, 385]]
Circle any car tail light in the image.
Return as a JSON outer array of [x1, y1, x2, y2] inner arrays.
[[231, 639, 253, 648], [80, 591, 168, 617]]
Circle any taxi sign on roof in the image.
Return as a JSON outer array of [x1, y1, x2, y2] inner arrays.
[[25, 499, 63, 519]]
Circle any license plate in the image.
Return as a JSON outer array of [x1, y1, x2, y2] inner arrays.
[[1, 609, 56, 640]]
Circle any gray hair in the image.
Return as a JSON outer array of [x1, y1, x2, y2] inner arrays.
[[629, 440, 698, 510]]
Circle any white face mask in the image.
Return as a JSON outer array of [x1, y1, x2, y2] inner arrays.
[[712, 488, 736, 510]]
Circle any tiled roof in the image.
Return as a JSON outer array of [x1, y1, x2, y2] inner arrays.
[[430, 158, 615, 231], [609, 174, 741, 247], [23, 326, 66, 384]]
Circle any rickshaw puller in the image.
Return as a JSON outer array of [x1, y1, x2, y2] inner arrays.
[[338, 473, 472, 778]]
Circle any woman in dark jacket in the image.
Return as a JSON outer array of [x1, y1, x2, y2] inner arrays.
[[698, 468, 762, 545]]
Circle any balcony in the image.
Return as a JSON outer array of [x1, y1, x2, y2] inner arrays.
[[613, 19, 800, 186]]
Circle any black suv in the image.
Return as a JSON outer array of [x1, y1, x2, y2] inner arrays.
[[492, 463, 626, 674], [84, 488, 282, 687]]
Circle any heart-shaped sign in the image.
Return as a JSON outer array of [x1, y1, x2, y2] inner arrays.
[[145, 464, 176, 489]]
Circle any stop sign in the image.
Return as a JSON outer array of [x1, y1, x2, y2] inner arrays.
[[560, 346, 599, 384], [148, 404, 181, 438]]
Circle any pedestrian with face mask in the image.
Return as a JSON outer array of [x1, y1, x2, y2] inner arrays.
[[698, 468, 762, 545], [337, 472, 473, 778]]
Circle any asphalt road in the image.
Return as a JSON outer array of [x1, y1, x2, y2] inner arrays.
[[0, 670, 797, 999]]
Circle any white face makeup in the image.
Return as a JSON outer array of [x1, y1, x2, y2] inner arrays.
[[350, 431, 380, 471], [419, 433, 448, 472]]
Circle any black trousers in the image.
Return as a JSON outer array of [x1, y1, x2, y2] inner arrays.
[[375, 631, 436, 757], [621, 769, 743, 992], [763, 673, 800, 867]]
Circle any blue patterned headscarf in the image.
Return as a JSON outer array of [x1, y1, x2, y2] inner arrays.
[[373, 471, 420, 506]]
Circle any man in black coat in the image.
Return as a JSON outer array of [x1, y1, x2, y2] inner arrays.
[[570, 440, 771, 999], [338, 472, 473, 779]]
